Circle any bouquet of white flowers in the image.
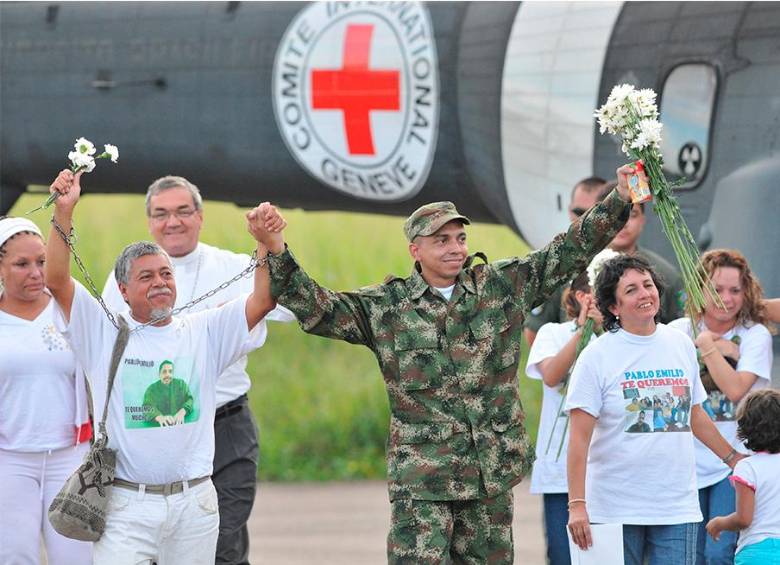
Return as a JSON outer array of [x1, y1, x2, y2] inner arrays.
[[28, 138, 119, 214], [594, 84, 718, 314]]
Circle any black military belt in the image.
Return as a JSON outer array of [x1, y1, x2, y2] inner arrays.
[[113, 475, 210, 496], [215, 393, 247, 421]]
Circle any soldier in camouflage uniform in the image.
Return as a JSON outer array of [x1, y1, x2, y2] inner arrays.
[[250, 167, 636, 563]]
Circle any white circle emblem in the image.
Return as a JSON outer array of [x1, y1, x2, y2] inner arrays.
[[273, 2, 439, 201]]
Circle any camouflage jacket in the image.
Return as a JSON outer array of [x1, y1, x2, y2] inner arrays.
[[267, 189, 630, 501]]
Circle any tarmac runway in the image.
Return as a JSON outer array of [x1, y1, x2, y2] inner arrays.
[[249, 479, 545, 564]]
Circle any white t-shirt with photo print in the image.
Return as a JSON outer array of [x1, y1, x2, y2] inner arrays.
[[565, 324, 707, 525], [527, 320, 596, 494], [669, 318, 772, 488], [58, 281, 267, 485], [731, 453, 780, 554]]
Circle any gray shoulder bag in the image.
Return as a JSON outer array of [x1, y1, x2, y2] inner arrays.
[[48, 315, 130, 541]]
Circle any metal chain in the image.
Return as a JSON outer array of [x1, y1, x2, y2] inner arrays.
[[51, 217, 264, 333], [133, 253, 263, 333], [52, 218, 120, 329]]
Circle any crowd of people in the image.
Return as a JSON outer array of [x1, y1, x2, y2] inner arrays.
[[527, 176, 779, 565], [0, 162, 777, 565]]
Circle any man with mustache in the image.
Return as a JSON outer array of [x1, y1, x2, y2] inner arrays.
[[143, 360, 194, 427], [45, 169, 284, 565], [102, 176, 294, 565], [247, 165, 637, 563]]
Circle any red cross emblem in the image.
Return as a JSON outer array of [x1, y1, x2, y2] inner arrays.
[[274, 2, 438, 200], [311, 24, 401, 156]]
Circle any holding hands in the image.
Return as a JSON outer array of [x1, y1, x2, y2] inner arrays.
[[246, 202, 286, 254]]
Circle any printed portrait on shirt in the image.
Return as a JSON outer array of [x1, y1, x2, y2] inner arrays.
[[122, 356, 201, 429], [622, 367, 692, 433]]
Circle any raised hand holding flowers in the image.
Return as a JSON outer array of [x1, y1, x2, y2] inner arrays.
[[594, 84, 720, 315], [27, 138, 119, 213]]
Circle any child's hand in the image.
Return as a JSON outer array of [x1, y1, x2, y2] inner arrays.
[[706, 517, 725, 541]]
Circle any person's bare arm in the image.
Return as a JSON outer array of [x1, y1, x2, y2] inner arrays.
[[567, 408, 597, 550], [537, 331, 580, 387], [523, 328, 537, 349], [706, 481, 754, 540], [764, 298, 780, 324], [691, 404, 745, 465], [538, 297, 600, 387], [695, 331, 757, 403], [45, 170, 82, 322]]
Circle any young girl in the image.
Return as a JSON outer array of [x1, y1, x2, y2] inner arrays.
[[527, 271, 602, 565], [706, 389, 780, 564]]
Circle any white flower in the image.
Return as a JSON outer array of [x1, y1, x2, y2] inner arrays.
[[103, 144, 119, 163], [630, 119, 663, 151], [82, 159, 96, 173], [68, 150, 96, 172], [74, 137, 96, 156], [634, 89, 659, 119], [607, 84, 634, 107], [587, 248, 621, 288]]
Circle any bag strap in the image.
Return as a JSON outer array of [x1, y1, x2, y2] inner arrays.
[[97, 315, 130, 441]]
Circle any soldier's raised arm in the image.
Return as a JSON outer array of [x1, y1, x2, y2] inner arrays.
[[254, 204, 375, 349], [500, 164, 634, 312]]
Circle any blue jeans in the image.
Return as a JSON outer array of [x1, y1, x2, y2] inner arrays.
[[623, 523, 698, 565], [542, 493, 571, 565], [736, 538, 780, 565], [698, 476, 737, 565]]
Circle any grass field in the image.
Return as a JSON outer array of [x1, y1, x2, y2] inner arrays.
[[12, 192, 543, 481]]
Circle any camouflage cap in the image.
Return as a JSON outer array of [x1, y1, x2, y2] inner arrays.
[[403, 201, 471, 241]]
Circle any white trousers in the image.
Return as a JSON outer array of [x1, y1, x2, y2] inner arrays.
[[94, 478, 219, 565], [0, 443, 92, 565]]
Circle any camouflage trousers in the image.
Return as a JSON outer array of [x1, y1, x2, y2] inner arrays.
[[387, 490, 514, 564]]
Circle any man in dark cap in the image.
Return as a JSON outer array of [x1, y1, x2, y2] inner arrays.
[[248, 165, 637, 563]]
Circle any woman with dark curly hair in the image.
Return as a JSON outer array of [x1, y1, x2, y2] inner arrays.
[[706, 389, 780, 564], [565, 255, 738, 565], [669, 249, 774, 565]]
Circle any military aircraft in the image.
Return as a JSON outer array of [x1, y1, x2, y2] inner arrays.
[[2, 1, 779, 376]]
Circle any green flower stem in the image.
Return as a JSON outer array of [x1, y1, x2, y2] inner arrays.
[[546, 318, 597, 460], [26, 159, 105, 215], [617, 100, 722, 314]]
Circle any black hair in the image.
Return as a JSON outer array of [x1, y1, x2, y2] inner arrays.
[[736, 389, 780, 453], [570, 176, 607, 200], [595, 254, 665, 332], [562, 271, 591, 319]]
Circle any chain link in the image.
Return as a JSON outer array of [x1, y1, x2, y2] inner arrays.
[[52, 218, 120, 329], [51, 217, 264, 333]]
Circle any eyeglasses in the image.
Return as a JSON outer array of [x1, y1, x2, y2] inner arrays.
[[149, 208, 198, 222], [570, 207, 587, 218]]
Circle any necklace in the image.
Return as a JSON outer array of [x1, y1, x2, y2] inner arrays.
[[188, 246, 203, 303]]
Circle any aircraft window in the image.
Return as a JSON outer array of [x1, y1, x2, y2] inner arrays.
[[659, 64, 717, 189]]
